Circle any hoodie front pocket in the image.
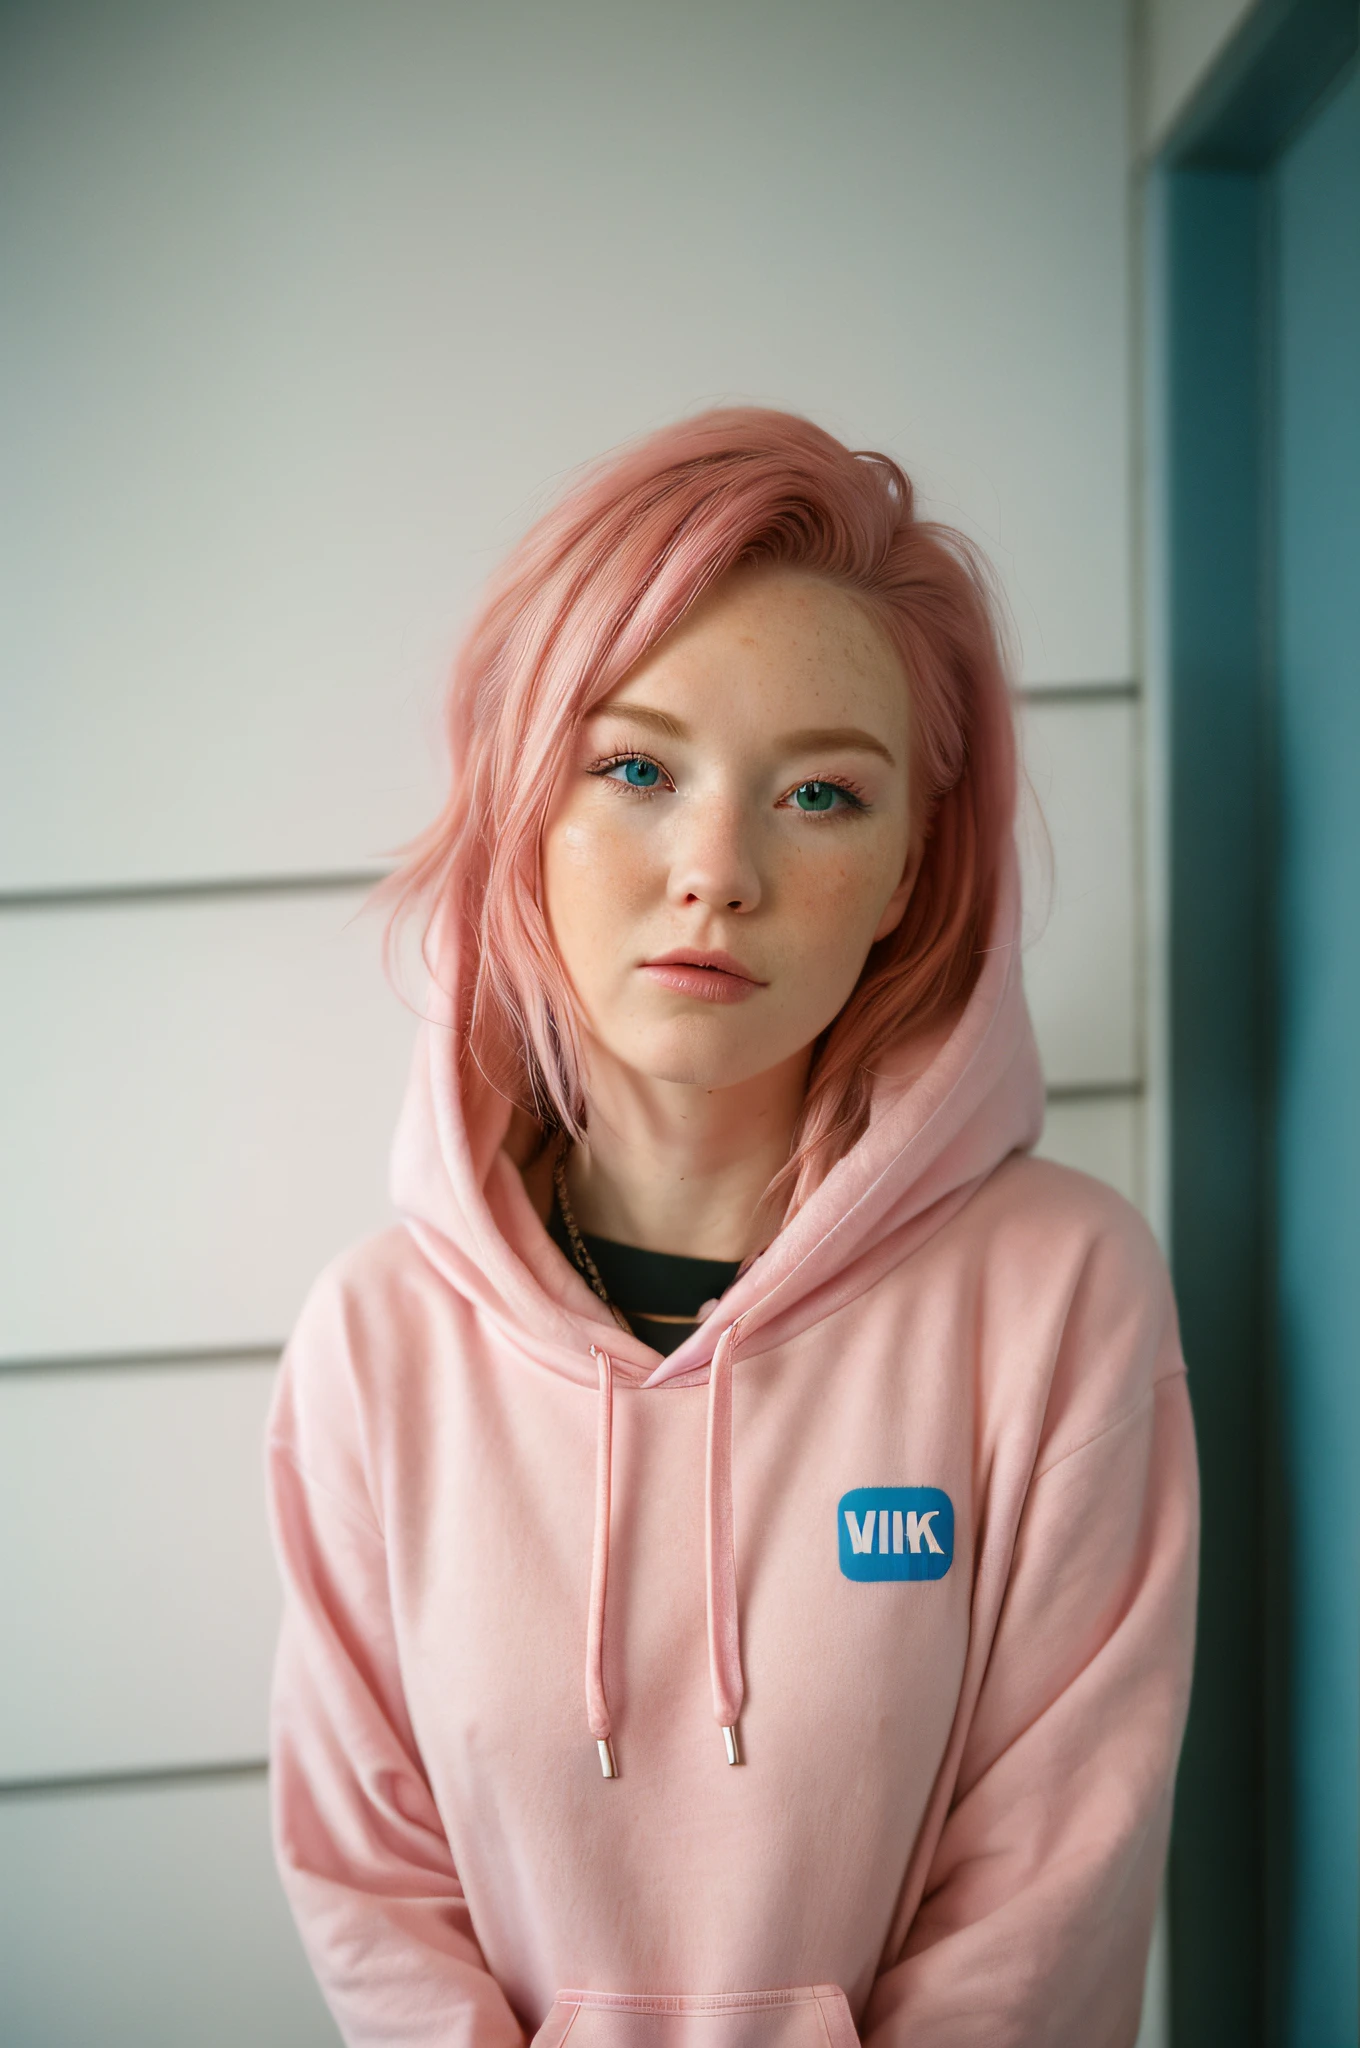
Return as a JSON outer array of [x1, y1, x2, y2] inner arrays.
[[531, 1984, 858, 2048]]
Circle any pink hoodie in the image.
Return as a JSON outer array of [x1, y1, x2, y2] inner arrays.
[[266, 863, 1198, 2048]]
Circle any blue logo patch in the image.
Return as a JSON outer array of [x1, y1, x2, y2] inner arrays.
[[838, 1487, 954, 1581]]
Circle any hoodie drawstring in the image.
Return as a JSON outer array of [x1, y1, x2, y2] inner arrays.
[[587, 1322, 746, 1777], [705, 1316, 746, 1765], [586, 1345, 617, 1779]]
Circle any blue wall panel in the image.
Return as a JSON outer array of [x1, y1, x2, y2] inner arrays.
[[1163, 164, 1271, 2047], [1273, 58, 1360, 2046]]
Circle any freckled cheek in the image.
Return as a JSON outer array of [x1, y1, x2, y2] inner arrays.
[[544, 813, 661, 966], [565, 816, 660, 900], [779, 847, 895, 958]]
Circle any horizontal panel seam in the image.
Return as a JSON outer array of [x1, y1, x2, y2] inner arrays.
[[0, 868, 390, 914], [1018, 679, 1139, 704], [1044, 1078, 1144, 1102], [0, 1344, 281, 1378], [0, 1757, 267, 1802]]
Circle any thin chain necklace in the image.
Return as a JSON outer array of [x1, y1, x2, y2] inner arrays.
[[552, 1137, 634, 1335]]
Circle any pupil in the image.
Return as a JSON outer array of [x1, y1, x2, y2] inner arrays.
[[798, 781, 834, 810]]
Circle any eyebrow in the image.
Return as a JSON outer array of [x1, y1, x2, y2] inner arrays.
[[589, 702, 898, 766]]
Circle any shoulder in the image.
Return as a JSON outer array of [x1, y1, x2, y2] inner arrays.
[[267, 1224, 455, 1511], [287, 1222, 459, 1364], [967, 1149, 1171, 1304], [977, 1146, 1158, 1245], [960, 1151, 1186, 1473]]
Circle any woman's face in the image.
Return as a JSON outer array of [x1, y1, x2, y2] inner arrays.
[[541, 566, 915, 1096]]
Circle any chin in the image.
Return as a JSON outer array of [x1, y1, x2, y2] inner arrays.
[[619, 1021, 804, 1093]]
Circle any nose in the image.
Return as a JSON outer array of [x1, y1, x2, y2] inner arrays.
[[665, 793, 762, 914]]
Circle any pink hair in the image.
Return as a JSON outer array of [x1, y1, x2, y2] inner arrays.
[[388, 407, 1018, 1228]]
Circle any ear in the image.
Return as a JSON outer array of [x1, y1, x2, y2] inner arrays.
[[871, 843, 923, 944]]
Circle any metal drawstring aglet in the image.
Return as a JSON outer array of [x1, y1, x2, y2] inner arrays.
[[722, 1724, 742, 1766], [597, 1737, 618, 1779]]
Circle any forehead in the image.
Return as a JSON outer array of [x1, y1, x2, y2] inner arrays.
[[599, 568, 908, 729]]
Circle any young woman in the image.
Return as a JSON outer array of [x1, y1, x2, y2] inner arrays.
[[266, 409, 1198, 2047]]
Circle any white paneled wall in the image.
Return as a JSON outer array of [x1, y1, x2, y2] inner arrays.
[[0, 890, 411, 1362], [0, 1774, 341, 2048], [0, 0, 1130, 892], [0, 1362, 280, 1781], [0, 2, 1157, 2044], [1020, 694, 1142, 1089], [1038, 1092, 1143, 1210]]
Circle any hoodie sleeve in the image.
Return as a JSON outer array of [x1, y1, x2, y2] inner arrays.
[[861, 1234, 1199, 2048], [266, 1328, 526, 2048]]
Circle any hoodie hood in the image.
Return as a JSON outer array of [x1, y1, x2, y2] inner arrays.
[[390, 848, 1045, 1394]]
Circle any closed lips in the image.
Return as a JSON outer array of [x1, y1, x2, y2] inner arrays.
[[643, 951, 766, 982]]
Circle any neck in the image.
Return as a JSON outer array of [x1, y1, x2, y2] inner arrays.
[[563, 1042, 811, 1261]]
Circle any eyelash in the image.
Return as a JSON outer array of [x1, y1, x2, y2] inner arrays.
[[585, 752, 871, 815]]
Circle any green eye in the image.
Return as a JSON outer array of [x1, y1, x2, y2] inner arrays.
[[793, 780, 839, 812]]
